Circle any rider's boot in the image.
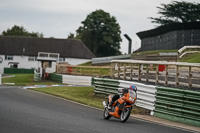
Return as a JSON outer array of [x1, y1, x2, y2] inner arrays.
[[109, 106, 120, 118]]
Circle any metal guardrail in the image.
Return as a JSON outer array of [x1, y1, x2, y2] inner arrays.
[[178, 46, 200, 59], [49, 73, 62, 82], [119, 80, 156, 112], [93, 78, 119, 95], [93, 78, 156, 113], [34, 72, 41, 82], [154, 86, 200, 127], [92, 54, 131, 65], [63, 75, 92, 86]]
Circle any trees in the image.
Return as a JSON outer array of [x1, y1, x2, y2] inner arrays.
[[76, 9, 122, 57], [1, 25, 43, 38], [67, 32, 75, 39], [150, 1, 200, 25]]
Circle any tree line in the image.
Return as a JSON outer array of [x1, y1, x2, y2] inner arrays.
[[1, 1, 200, 57]]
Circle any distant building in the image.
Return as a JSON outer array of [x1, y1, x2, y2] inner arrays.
[[0, 36, 95, 73], [136, 22, 200, 51]]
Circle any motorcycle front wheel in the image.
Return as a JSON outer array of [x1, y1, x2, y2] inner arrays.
[[120, 107, 131, 122], [103, 108, 111, 120]]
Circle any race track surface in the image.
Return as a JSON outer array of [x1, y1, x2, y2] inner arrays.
[[0, 86, 194, 133]]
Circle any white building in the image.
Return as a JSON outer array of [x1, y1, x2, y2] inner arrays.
[[0, 36, 95, 74]]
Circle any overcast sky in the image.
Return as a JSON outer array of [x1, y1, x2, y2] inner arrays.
[[0, 0, 199, 54]]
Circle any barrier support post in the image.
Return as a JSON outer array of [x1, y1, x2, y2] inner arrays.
[[146, 65, 149, 82], [165, 65, 168, 86], [123, 63, 126, 80], [138, 64, 142, 81], [118, 63, 120, 79], [156, 65, 159, 84], [175, 65, 179, 87], [188, 66, 192, 88], [130, 64, 133, 80]]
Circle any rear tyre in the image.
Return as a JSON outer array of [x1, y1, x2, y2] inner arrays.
[[103, 108, 111, 120], [120, 107, 131, 122]]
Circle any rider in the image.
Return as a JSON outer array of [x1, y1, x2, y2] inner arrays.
[[107, 85, 137, 109]]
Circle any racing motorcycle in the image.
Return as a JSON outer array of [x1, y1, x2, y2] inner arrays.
[[102, 88, 136, 122]]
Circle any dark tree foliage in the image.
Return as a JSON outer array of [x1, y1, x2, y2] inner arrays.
[[67, 32, 75, 39], [1, 25, 43, 38], [150, 1, 200, 25], [76, 9, 122, 57]]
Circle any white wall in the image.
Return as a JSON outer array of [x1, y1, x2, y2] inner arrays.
[[0, 55, 39, 74], [0, 55, 91, 74], [65, 58, 91, 65]]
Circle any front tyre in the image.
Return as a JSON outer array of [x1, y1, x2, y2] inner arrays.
[[120, 107, 131, 122], [103, 108, 111, 120]]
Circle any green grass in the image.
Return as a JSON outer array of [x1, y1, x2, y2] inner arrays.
[[179, 53, 200, 63], [31, 86, 104, 109], [2, 74, 62, 86], [30, 86, 149, 114]]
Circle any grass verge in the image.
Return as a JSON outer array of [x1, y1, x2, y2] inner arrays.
[[30, 86, 149, 114], [179, 53, 200, 63], [2, 74, 62, 86]]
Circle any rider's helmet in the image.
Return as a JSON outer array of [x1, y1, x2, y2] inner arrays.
[[130, 85, 137, 92]]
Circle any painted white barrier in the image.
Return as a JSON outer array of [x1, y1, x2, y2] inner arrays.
[[62, 75, 92, 86], [118, 80, 156, 114]]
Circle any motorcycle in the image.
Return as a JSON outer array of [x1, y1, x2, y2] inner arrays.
[[102, 88, 136, 122]]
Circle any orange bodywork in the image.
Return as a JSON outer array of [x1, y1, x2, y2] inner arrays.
[[109, 106, 120, 118], [109, 92, 134, 118]]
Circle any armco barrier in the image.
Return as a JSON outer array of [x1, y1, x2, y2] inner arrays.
[[93, 78, 119, 95], [34, 72, 41, 81], [49, 73, 62, 82], [93, 78, 156, 114], [119, 80, 156, 112], [62, 75, 92, 86], [154, 86, 200, 127]]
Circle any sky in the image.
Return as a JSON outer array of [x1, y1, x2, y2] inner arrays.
[[0, 0, 199, 54]]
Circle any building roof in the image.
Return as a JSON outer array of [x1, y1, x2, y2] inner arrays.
[[136, 22, 200, 39], [0, 36, 95, 59]]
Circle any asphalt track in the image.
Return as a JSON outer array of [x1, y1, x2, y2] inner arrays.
[[0, 86, 196, 133]]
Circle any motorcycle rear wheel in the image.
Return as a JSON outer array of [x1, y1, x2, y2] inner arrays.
[[103, 108, 111, 120], [120, 107, 131, 122]]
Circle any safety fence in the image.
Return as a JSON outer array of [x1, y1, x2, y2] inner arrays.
[[49, 73, 92, 86], [34, 71, 41, 82], [154, 86, 200, 127], [49, 73, 62, 83], [93, 77, 156, 114], [93, 77, 200, 127], [56, 65, 110, 77], [93, 78, 119, 95], [178, 45, 200, 59], [110, 60, 200, 90]]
